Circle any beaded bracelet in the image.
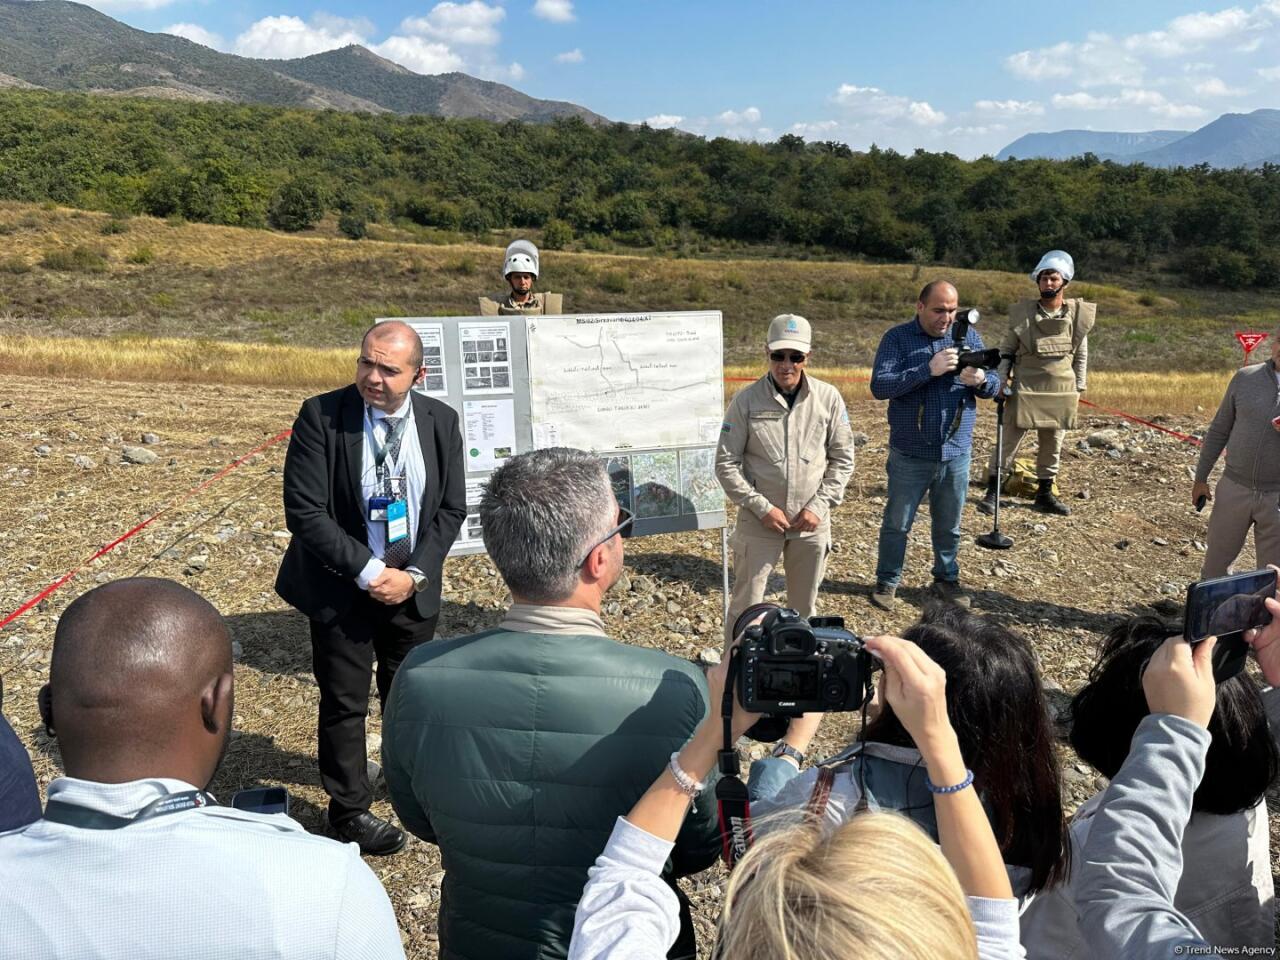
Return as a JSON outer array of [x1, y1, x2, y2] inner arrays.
[[925, 768, 975, 795], [668, 752, 706, 797]]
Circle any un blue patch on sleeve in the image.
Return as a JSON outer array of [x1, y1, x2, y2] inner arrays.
[[722, 422, 732, 433]]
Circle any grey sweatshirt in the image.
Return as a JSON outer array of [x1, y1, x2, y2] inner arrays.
[[1194, 359, 1280, 492], [1076, 714, 1214, 959], [567, 817, 1026, 960]]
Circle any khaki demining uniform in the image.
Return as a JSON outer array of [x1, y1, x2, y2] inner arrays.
[[477, 292, 565, 316], [715, 374, 855, 641], [989, 298, 1096, 480]]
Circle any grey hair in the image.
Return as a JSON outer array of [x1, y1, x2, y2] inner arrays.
[[480, 448, 616, 603]]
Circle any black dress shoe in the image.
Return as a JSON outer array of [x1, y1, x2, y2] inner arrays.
[[332, 812, 406, 856]]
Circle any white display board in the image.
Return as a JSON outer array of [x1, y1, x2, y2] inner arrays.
[[526, 313, 724, 451], [392, 311, 727, 557]]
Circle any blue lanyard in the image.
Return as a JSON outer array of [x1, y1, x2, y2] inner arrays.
[[43, 789, 217, 829]]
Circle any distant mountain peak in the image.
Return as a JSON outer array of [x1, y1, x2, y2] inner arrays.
[[0, 0, 606, 123], [997, 109, 1280, 169]]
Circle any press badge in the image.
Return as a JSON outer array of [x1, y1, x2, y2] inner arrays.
[[385, 499, 408, 544]]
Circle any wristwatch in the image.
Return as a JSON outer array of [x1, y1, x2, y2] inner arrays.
[[769, 741, 805, 767], [408, 571, 428, 593]]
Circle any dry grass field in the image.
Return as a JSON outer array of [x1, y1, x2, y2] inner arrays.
[[1, 200, 1277, 954], [2, 201, 1276, 371]]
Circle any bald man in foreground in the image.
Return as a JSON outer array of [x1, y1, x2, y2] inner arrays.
[[276, 321, 466, 856], [0, 578, 404, 960]]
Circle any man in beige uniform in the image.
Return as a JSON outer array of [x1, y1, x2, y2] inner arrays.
[[1192, 324, 1280, 578], [978, 249, 1095, 517], [716, 314, 855, 643], [478, 239, 565, 316]]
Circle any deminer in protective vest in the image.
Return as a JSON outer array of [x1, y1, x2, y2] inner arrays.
[[978, 250, 1096, 517], [478, 240, 565, 316]]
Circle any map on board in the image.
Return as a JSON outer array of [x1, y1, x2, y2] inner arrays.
[[525, 312, 724, 452]]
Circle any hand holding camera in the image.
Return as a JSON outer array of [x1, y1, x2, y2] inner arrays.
[[929, 348, 960, 377], [864, 635, 956, 761], [957, 366, 986, 387]]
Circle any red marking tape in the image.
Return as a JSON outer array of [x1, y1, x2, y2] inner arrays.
[[0, 429, 293, 631], [1078, 399, 1201, 447]]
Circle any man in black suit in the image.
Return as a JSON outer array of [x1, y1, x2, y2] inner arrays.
[[276, 320, 466, 855]]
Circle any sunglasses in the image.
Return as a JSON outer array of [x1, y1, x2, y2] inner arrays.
[[577, 505, 635, 567], [770, 352, 807, 364]]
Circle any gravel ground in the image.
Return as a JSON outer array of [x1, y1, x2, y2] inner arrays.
[[0, 373, 1268, 955]]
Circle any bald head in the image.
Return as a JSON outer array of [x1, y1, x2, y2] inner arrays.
[[361, 320, 423, 369], [47, 578, 233, 784]]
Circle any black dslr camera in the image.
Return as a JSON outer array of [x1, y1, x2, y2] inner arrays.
[[737, 607, 874, 715]]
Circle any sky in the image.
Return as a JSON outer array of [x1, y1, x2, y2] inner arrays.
[[83, 0, 1280, 157]]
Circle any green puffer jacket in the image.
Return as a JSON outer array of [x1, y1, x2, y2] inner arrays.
[[382, 627, 721, 960]]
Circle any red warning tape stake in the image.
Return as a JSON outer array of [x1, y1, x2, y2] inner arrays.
[[0, 429, 293, 632], [1078, 399, 1202, 447]]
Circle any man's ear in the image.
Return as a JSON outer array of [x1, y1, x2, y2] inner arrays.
[[38, 683, 55, 737], [201, 672, 234, 735], [413, 365, 426, 387]]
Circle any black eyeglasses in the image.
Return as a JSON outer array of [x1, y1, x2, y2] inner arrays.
[[770, 351, 807, 364], [577, 505, 635, 567]]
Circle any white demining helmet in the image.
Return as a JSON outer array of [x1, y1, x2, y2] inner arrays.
[[503, 239, 540, 279], [1031, 249, 1074, 284]]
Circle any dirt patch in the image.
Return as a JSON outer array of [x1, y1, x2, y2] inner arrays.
[[0, 373, 1264, 956]]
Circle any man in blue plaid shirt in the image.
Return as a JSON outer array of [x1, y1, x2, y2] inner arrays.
[[869, 280, 1000, 610]]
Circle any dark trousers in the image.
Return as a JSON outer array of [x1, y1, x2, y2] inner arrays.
[[310, 593, 438, 825]]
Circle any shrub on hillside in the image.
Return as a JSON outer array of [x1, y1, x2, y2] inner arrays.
[[542, 219, 573, 250], [338, 213, 367, 240], [127, 245, 156, 265], [41, 245, 108, 272], [269, 178, 325, 232]]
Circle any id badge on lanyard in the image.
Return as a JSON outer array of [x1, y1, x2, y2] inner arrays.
[[369, 475, 408, 544]]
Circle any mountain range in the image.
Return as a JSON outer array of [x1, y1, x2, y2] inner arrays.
[[997, 109, 1280, 168], [0, 0, 606, 123]]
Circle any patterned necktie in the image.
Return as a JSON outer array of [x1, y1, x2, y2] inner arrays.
[[378, 415, 411, 569]]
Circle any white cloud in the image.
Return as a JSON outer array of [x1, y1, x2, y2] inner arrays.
[[1127, 7, 1255, 57], [1193, 76, 1245, 95], [789, 120, 840, 137], [233, 15, 366, 59], [1051, 88, 1207, 119], [973, 98, 1045, 117], [1006, 33, 1146, 87], [312, 14, 376, 39], [532, 0, 575, 23], [554, 48, 584, 63], [399, 2, 505, 47], [832, 84, 946, 126], [162, 22, 226, 50], [716, 106, 762, 126], [642, 114, 684, 128], [371, 35, 465, 74], [1257, 64, 1280, 79]]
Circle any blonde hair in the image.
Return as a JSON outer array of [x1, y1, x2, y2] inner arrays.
[[715, 812, 978, 960]]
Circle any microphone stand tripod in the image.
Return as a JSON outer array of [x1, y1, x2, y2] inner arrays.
[[977, 389, 1014, 551]]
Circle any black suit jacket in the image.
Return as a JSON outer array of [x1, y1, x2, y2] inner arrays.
[[275, 384, 467, 624]]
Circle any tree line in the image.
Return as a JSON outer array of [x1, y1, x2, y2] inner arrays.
[[1, 90, 1277, 288]]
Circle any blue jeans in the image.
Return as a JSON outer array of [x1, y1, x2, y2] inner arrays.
[[875, 447, 971, 589]]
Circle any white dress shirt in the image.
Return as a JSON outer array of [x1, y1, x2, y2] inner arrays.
[[355, 393, 428, 589], [0, 777, 406, 960]]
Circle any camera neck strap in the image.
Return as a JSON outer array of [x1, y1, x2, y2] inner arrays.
[[715, 647, 753, 869], [43, 789, 216, 830]]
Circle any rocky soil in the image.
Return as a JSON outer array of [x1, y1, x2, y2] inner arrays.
[[0, 373, 1267, 955]]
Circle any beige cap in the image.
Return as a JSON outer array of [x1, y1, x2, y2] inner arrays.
[[766, 314, 811, 353]]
